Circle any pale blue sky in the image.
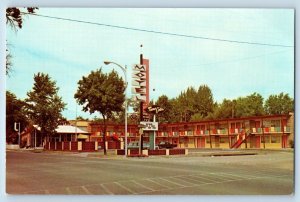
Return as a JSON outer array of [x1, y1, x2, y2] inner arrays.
[[6, 8, 294, 119]]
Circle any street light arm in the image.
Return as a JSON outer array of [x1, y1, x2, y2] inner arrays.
[[103, 61, 127, 88]]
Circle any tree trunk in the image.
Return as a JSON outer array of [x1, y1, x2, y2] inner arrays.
[[102, 114, 107, 155]]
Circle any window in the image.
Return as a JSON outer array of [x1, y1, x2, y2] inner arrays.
[[271, 136, 280, 143], [261, 135, 270, 143], [220, 137, 228, 143], [271, 120, 280, 127], [187, 131, 193, 136]]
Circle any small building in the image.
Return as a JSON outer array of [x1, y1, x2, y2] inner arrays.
[[21, 124, 91, 148], [46, 125, 90, 142]]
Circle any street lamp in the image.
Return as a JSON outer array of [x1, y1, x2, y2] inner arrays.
[[104, 61, 128, 156]]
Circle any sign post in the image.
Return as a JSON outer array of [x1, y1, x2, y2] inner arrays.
[[14, 122, 21, 148]]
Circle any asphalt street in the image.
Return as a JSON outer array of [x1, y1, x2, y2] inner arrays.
[[6, 150, 294, 195]]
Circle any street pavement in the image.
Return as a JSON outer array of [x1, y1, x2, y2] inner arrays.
[[6, 149, 294, 195]]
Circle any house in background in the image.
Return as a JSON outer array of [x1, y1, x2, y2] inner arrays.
[[69, 120, 91, 132], [21, 124, 90, 148]]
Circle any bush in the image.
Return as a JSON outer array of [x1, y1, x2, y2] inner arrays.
[[289, 140, 294, 148]]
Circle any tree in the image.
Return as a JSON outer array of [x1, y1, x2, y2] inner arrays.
[[264, 93, 294, 115], [155, 95, 173, 123], [6, 48, 12, 75], [195, 85, 214, 117], [177, 87, 197, 122], [213, 99, 236, 119], [235, 93, 265, 117], [6, 91, 29, 144], [6, 7, 38, 75], [6, 7, 38, 30], [74, 69, 125, 155], [25, 73, 66, 145]]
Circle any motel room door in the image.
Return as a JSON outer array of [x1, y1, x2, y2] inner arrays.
[[250, 136, 260, 148], [282, 135, 287, 148], [215, 136, 220, 148], [197, 137, 205, 148], [255, 136, 261, 148]]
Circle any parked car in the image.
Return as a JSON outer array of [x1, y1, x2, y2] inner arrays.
[[158, 141, 177, 149]]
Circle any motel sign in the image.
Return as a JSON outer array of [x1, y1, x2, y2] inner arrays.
[[140, 121, 158, 131], [131, 64, 147, 102]]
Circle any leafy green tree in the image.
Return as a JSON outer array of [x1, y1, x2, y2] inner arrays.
[[74, 69, 125, 155], [264, 93, 294, 115], [25, 73, 66, 144], [212, 99, 237, 119], [177, 87, 197, 122], [195, 85, 214, 117], [6, 91, 29, 144], [235, 93, 264, 117], [154, 95, 173, 123]]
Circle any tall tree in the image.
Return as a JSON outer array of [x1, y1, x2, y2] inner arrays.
[[195, 85, 214, 117], [264, 93, 294, 115], [6, 91, 29, 144], [155, 95, 173, 123], [177, 87, 197, 122], [25, 73, 66, 144], [74, 69, 125, 155]]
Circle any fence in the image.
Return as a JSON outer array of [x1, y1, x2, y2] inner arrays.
[[116, 148, 187, 156]]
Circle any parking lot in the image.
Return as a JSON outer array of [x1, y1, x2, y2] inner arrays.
[[6, 149, 294, 195]]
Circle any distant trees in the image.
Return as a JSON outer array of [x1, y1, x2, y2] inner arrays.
[[150, 84, 293, 123], [235, 93, 265, 117], [74, 69, 125, 155], [264, 93, 294, 115], [25, 73, 66, 144]]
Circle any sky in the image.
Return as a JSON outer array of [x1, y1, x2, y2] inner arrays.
[[6, 8, 294, 120]]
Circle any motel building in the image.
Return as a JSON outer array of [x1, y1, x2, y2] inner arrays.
[[88, 112, 294, 150], [20, 112, 293, 152]]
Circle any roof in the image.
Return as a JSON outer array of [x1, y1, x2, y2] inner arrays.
[[56, 125, 89, 134]]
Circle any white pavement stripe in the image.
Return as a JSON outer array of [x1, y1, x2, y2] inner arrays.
[[159, 177, 186, 187], [131, 180, 155, 191], [176, 176, 208, 185], [81, 186, 92, 195], [66, 187, 72, 194], [100, 184, 114, 195], [145, 179, 169, 189], [219, 172, 251, 179], [192, 175, 219, 183], [114, 182, 136, 194], [209, 173, 238, 180], [169, 176, 198, 186]]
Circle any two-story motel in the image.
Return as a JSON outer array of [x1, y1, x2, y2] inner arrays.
[[87, 112, 294, 149]]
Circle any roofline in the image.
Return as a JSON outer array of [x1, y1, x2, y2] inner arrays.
[[89, 114, 291, 127]]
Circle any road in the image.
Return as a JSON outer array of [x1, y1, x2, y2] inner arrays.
[[6, 150, 294, 195]]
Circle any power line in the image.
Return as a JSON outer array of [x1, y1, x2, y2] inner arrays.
[[23, 12, 294, 48]]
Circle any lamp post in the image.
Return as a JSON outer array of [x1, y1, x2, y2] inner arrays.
[[104, 61, 128, 156]]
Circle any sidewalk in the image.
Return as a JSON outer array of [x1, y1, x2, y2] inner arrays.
[[6, 147, 294, 159]]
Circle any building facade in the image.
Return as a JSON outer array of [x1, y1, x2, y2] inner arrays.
[[89, 113, 294, 149]]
